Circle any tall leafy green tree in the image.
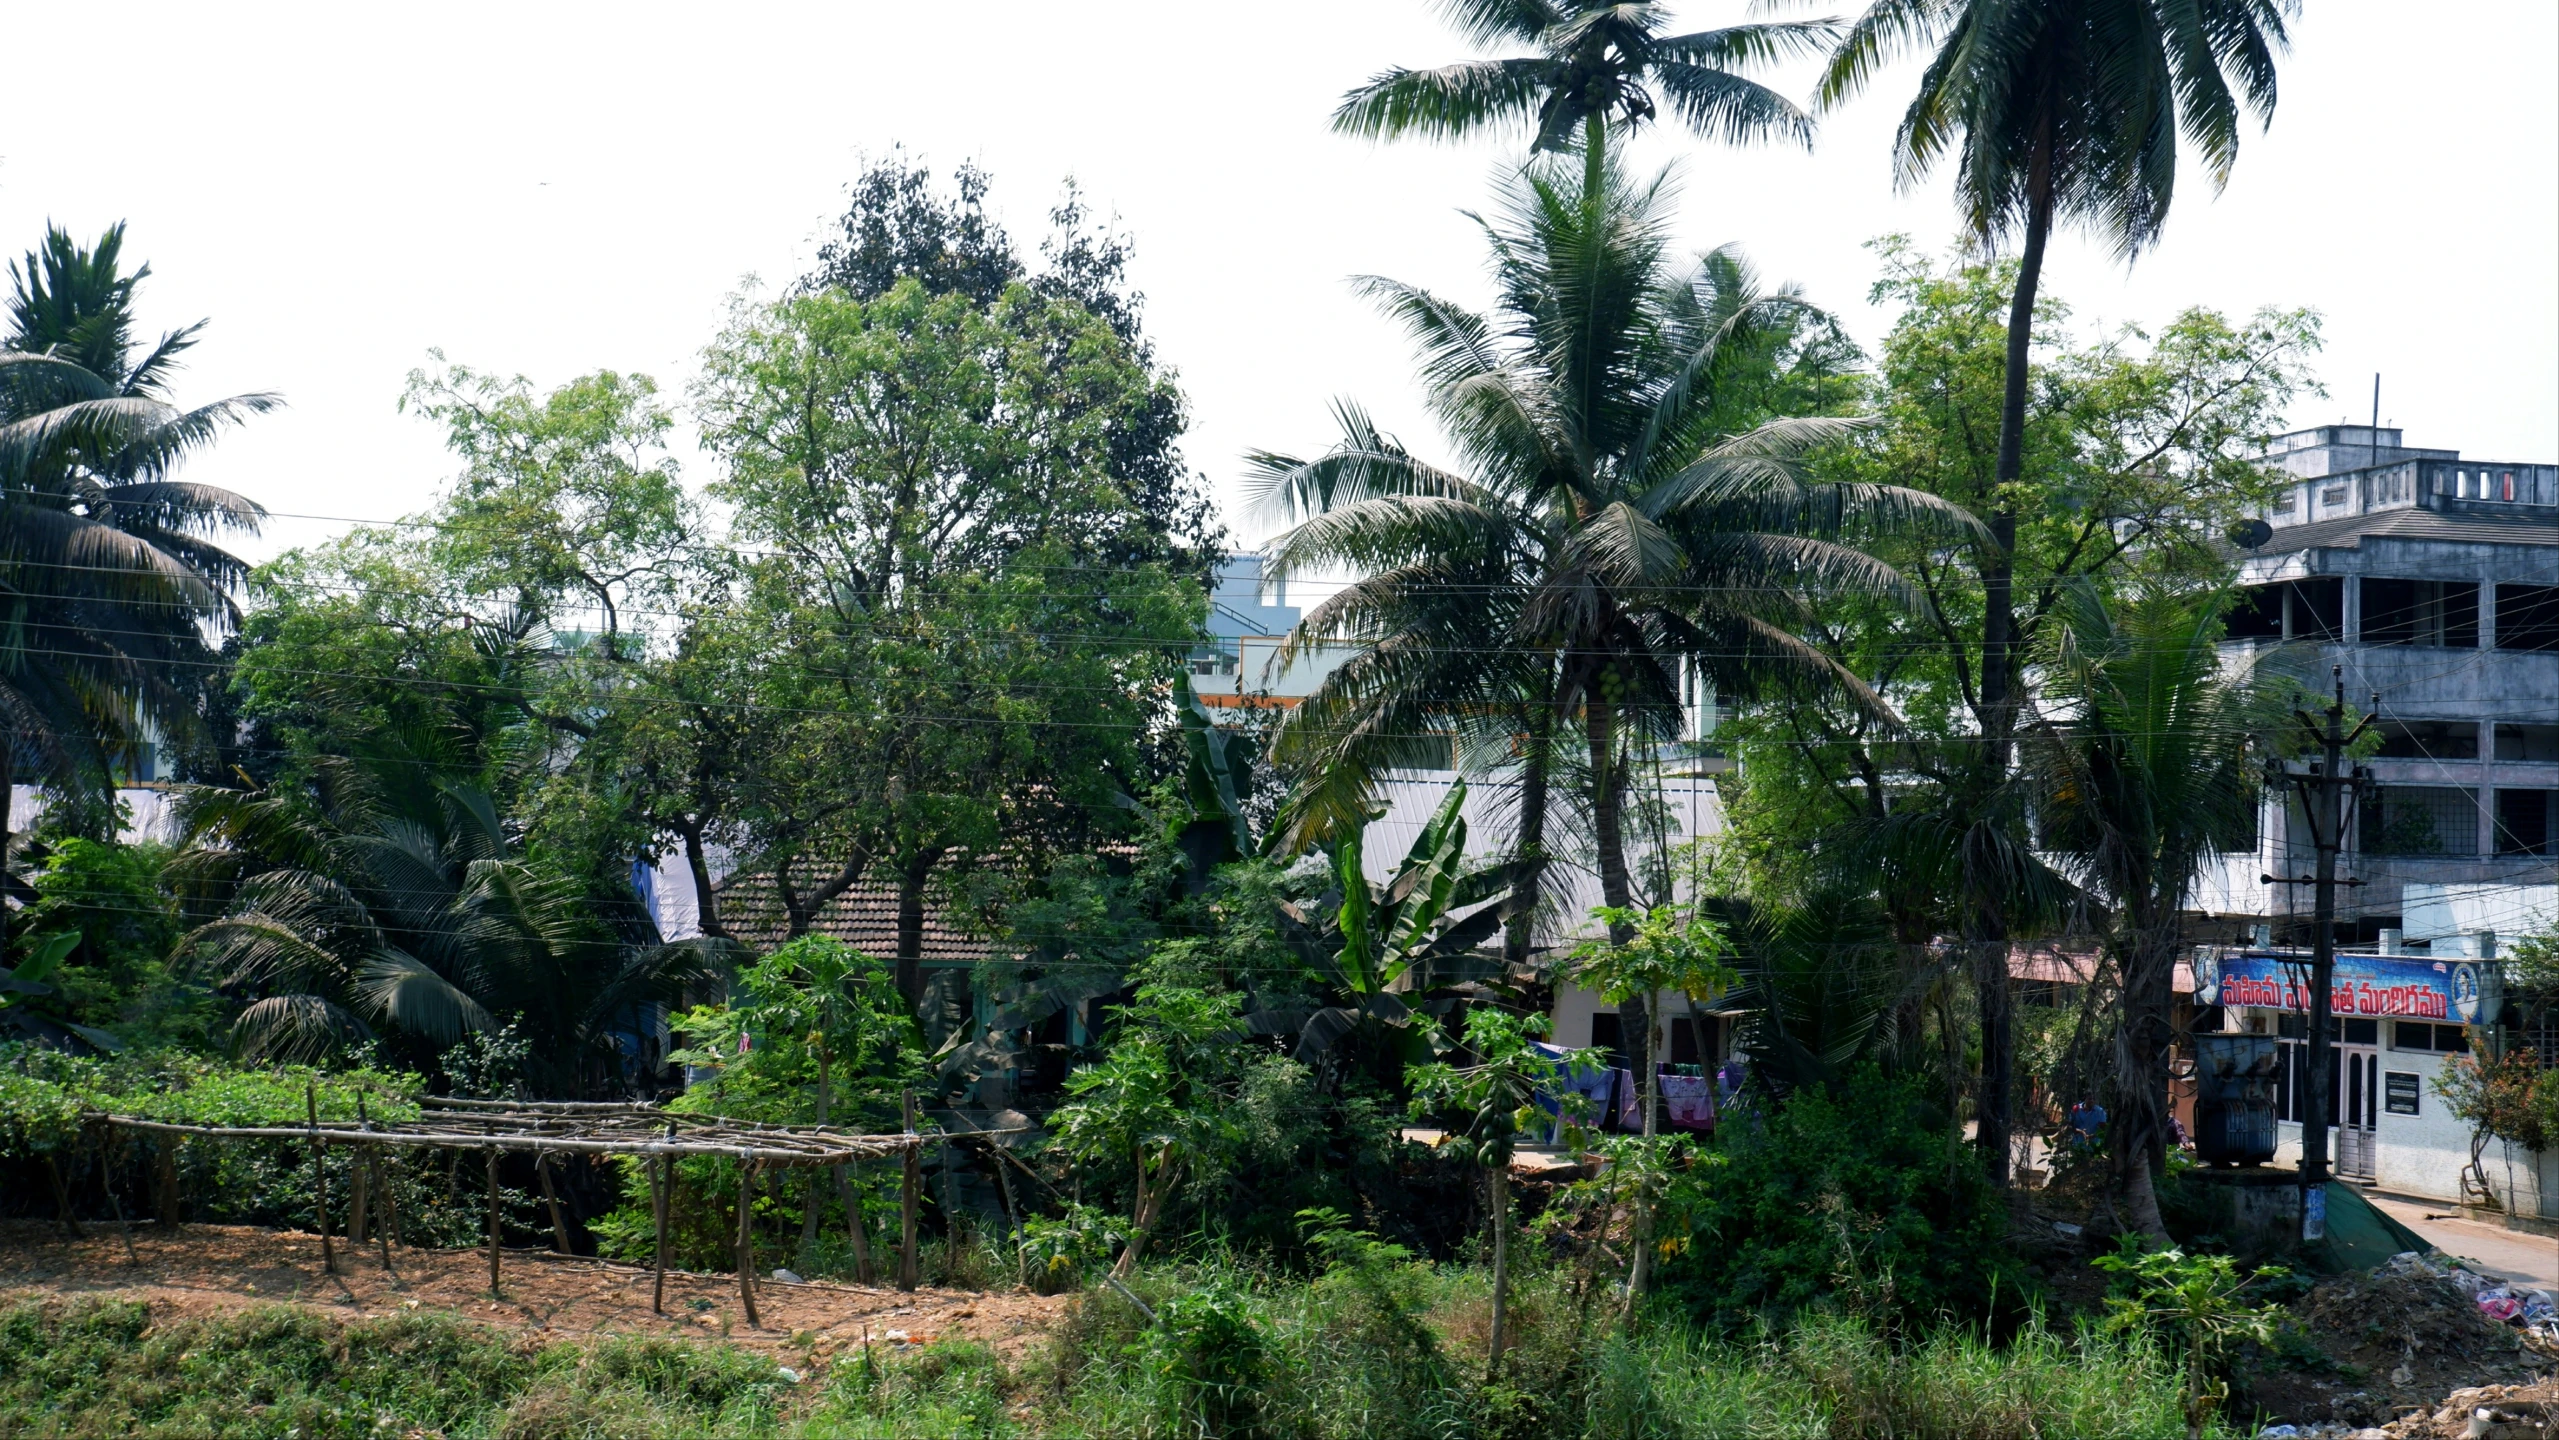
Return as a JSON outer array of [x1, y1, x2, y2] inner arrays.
[[695, 276, 1201, 1002], [2022, 583, 2264, 1234], [1250, 154, 1959, 1081], [0, 224, 271, 946], [805, 156, 1223, 585], [1713, 245, 2315, 1179]]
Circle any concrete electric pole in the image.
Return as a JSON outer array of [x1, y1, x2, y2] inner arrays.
[[2263, 666, 2373, 1242]]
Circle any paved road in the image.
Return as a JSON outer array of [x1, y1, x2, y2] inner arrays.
[[2368, 1193, 2559, 1291]]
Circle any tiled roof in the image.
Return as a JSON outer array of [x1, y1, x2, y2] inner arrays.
[[2249, 506, 2559, 559], [716, 866, 993, 967]]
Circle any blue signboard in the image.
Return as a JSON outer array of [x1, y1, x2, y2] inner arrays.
[[2192, 949, 2500, 1026]]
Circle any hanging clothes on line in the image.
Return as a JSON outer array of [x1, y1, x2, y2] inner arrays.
[[1659, 1069, 1716, 1133]]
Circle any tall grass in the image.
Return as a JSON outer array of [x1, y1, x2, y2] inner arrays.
[[0, 1262, 2220, 1439]]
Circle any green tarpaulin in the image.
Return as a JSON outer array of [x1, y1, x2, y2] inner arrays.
[[2305, 1181, 2433, 1273]]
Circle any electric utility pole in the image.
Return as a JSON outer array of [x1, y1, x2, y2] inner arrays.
[[2263, 665, 2373, 1242]]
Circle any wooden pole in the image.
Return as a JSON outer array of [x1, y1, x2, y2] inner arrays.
[[650, 1152, 670, 1314], [349, 1097, 372, 1247], [485, 1146, 502, 1297], [990, 1139, 1022, 1288], [154, 1138, 181, 1232], [735, 1160, 761, 1329], [97, 1134, 140, 1266], [42, 1153, 83, 1241], [306, 1086, 335, 1276], [898, 1095, 920, 1292], [374, 1148, 397, 1276], [537, 1152, 570, 1254], [839, 1163, 874, 1284]]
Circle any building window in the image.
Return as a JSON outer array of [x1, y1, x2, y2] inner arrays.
[[2225, 585, 2283, 640], [2360, 786, 2479, 856], [2374, 720, 2480, 762], [2496, 724, 2559, 763], [2496, 790, 2558, 857], [2361, 579, 2480, 647], [2391, 1021, 2468, 1053], [2497, 585, 2559, 652]]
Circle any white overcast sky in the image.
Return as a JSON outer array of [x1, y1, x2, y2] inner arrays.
[[6, 1, 2553, 565]]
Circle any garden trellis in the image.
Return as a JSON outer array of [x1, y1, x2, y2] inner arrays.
[[87, 1093, 945, 1329]]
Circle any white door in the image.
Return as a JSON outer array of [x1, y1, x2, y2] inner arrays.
[[2337, 1047, 2379, 1182]]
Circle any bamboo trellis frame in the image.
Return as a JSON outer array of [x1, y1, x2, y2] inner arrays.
[[85, 1094, 975, 1328]]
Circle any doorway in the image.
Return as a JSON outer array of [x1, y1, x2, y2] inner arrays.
[[2336, 1045, 2380, 1182]]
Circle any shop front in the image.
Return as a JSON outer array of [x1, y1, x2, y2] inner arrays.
[[2192, 947, 2502, 1203]]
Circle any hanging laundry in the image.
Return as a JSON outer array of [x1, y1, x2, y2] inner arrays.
[[1659, 1069, 1716, 1133]]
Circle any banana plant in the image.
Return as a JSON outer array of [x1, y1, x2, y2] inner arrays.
[[0, 931, 124, 1052], [1253, 780, 1507, 1079]]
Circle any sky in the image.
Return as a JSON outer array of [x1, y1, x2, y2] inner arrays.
[[5, 1, 2554, 566]]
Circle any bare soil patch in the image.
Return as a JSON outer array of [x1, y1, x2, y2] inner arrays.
[[0, 1219, 1067, 1367]]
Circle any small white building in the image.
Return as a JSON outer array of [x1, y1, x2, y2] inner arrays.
[[2198, 875, 2559, 1211]]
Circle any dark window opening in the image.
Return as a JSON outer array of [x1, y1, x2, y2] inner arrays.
[[2225, 585, 2284, 640], [2374, 720, 2481, 761], [2498, 724, 2559, 763], [2500, 585, 2559, 652], [2391, 1021, 2469, 1054], [2341, 1018, 2379, 1046], [2362, 578, 2480, 647], [2496, 789, 2558, 857], [1589, 1012, 1629, 1070], [2361, 786, 2480, 856], [2289, 577, 2345, 641]]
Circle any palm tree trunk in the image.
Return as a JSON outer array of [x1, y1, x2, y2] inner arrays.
[[1587, 699, 1645, 1102], [1974, 131, 2052, 1194], [1503, 695, 1556, 970], [2116, 927, 2176, 1238], [1975, 936, 2016, 1186], [1487, 1163, 1511, 1373]]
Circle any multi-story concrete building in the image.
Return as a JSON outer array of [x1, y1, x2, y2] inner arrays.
[[2193, 425, 2559, 933], [2185, 426, 2556, 1204]]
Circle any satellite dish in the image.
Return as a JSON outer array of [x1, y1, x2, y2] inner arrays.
[[2229, 519, 2274, 549]]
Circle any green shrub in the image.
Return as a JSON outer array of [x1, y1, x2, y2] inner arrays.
[[1662, 1065, 2024, 1330]]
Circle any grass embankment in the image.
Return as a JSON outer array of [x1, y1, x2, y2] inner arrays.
[[0, 1263, 2215, 1439]]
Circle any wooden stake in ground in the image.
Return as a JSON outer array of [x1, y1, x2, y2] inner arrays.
[[838, 1163, 874, 1284], [349, 1098, 373, 1248], [898, 1094, 921, 1292], [373, 1148, 397, 1277], [306, 1085, 335, 1276], [484, 1146, 502, 1297], [97, 1133, 140, 1266], [650, 1150, 670, 1314], [537, 1151, 570, 1254], [154, 1138, 181, 1232], [735, 1160, 761, 1329], [42, 1154, 83, 1240]]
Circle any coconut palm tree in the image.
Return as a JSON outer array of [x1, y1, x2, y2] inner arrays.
[[2022, 582, 2265, 1234], [1250, 153, 1970, 1079], [0, 224, 272, 948], [169, 757, 708, 1095], [1810, 0, 2291, 1183], [1335, 0, 1834, 181], [1810, 0, 2290, 754]]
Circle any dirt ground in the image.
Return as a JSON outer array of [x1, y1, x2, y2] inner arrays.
[[2241, 1259, 2552, 1431], [0, 1219, 1070, 1369]]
